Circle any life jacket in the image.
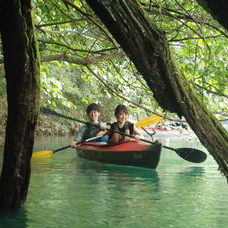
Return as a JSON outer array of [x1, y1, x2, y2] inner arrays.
[[82, 122, 100, 140], [109, 121, 134, 140]]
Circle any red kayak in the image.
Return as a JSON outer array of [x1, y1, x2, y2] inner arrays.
[[76, 141, 162, 169]]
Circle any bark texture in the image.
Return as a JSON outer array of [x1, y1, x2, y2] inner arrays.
[[196, 0, 228, 30], [0, 0, 40, 209], [85, 0, 228, 178]]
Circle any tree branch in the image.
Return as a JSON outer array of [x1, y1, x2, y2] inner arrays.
[[38, 39, 118, 54], [40, 51, 125, 65], [194, 82, 228, 99], [140, 1, 228, 38]]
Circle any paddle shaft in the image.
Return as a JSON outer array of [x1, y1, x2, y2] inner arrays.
[[53, 145, 71, 153], [53, 135, 104, 153], [41, 108, 162, 130], [162, 145, 179, 152], [107, 128, 155, 143], [41, 108, 90, 125]]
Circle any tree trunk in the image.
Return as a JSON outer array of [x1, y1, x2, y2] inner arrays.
[[0, 0, 40, 209], [85, 0, 228, 178], [196, 0, 228, 30]]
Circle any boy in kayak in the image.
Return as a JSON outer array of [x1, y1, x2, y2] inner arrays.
[[106, 104, 142, 144], [70, 103, 108, 147]]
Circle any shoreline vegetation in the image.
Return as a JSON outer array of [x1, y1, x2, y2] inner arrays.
[[0, 99, 79, 146], [0, 98, 227, 146]]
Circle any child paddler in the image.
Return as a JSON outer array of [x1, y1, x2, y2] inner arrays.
[[105, 104, 142, 144], [70, 103, 108, 147]]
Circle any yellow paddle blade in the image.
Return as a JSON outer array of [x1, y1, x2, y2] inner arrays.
[[135, 115, 163, 127], [32, 150, 53, 158]]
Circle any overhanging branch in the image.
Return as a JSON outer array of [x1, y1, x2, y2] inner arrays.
[[40, 51, 125, 65]]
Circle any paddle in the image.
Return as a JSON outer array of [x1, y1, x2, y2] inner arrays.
[[135, 114, 163, 127], [32, 135, 104, 158], [108, 128, 207, 163], [163, 146, 207, 163], [132, 114, 207, 163], [40, 108, 207, 163]]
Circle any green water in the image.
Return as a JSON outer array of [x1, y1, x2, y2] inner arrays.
[[0, 136, 228, 228]]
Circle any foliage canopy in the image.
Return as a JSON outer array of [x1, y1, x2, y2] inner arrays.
[[1, 0, 227, 121]]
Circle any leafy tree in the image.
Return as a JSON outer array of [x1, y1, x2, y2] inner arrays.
[[1, 0, 227, 119], [30, 0, 227, 120]]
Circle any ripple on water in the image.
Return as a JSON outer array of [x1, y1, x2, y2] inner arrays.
[[1, 137, 228, 227]]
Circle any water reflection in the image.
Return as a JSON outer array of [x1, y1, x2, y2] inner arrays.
[[76, 159, 160, 184], [1, 136, 228, 227], [178, 166, 205, 176], [31, 156, 53, 173], [0, 208, 28, 227], [72, 158, 162, 224], [29, 154, 163, 226]]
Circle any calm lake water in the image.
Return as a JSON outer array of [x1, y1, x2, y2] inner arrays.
[[0, 135, 228, 228]]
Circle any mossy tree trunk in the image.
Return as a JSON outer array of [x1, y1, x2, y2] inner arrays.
[[196, 0, 228, 30], [85, 0, 228, 178], [0, 0, 40, 209]]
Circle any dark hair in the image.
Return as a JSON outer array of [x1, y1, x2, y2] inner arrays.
[[114, 104, 129, 116], [86, 103, 101, 114]]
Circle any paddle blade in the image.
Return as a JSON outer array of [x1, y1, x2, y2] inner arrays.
[[175, 148, 207, 163], [32, 150, 53, 158], [135, 115, 163, 127]]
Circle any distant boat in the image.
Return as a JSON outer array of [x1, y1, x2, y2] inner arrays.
[[141, 127, 195, 138]]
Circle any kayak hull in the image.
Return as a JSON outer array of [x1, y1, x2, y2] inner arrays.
[[76, 141, 162, 169]]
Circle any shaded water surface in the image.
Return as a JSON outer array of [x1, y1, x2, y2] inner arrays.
[[0, 136, 228, 227]]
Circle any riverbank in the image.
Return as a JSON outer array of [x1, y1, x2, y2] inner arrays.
[[0, 99, 79, 146]]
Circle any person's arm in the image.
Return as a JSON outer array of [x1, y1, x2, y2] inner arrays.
[[70, 125, 86, 147], [133, 125, 143, 141], [95, 122, 110, 136], [123, 123, 143, 142], [122, 129, 132, 142]]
